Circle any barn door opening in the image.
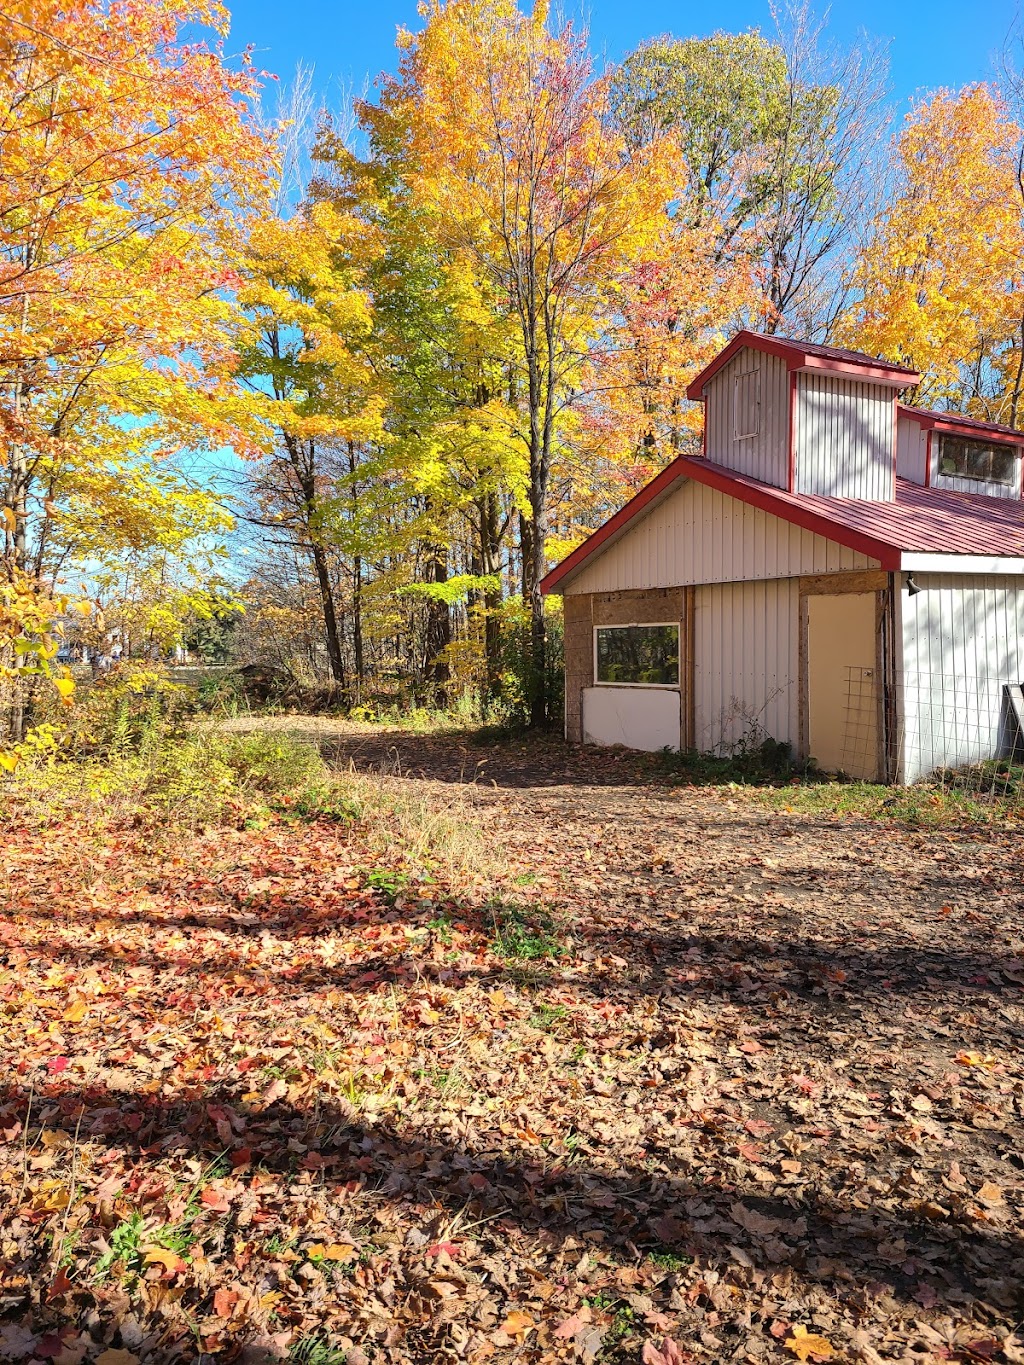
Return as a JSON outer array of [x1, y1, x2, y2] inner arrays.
[[806, 592, 880, 779]]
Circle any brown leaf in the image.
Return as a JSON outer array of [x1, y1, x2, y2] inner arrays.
[[213, 1286, 241, 1318], [976, 1181, 1004, 1206], [642, 1338, 691, 1365], [647, 1213, 686, 1244], [554, 1312, 590, 1339]]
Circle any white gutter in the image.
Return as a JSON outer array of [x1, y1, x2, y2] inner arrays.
[[901, 553, 1024, 575]]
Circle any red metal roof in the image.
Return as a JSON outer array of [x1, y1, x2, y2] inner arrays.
[[686, 330, 921, 401], [540, 456, 1024, 593], [899, 402, 1024, 443]]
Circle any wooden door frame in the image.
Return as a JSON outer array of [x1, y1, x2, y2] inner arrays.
[[798, 571, 890, 778]]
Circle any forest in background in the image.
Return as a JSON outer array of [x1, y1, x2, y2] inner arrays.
[[6, 0, 1024, 759]]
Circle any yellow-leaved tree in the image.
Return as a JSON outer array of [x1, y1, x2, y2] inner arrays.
[[389, 0, 674, 723], [233, 198, 389, 689]]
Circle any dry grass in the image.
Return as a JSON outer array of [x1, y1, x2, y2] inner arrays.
[[340, 768, 504, 887], [2, 718, 508, 893]]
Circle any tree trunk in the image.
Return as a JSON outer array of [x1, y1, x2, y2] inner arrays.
[[480, 493, 502, 705], [526, 488, 547, 729], [6, 360, 30, 742], [285, 433, 345, 688], [353, 555, 364, 698], [423, 542, 450, 704], [311, 540, 345, 687]]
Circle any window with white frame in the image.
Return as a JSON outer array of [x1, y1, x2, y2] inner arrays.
[[938, 435, 1018, 486], [733, 368, 760, 440], [595, 624, 679, 686]]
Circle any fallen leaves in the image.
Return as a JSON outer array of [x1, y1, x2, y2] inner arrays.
[[0, 725, 1022, 1363], [307, 1242, 357, 1262], [142, 1248, 187, 1275], [642, 1338, 692, 1365], [497, 1309, 535, 1339]]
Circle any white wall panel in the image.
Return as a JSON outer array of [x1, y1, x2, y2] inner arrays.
[[705, 347, 790, 488], [795, 374, 896, 500], [564, 478, 875, 595], [932, 471, 1020, 499], [582, 687, 681, 751], [899, 415, 1022, 498], [900, 575, 1024, 781], [694, 580, 800, 753], [896, 414, 929, 485]]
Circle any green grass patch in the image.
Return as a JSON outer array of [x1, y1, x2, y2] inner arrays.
[[645, 737, 802, 786], [648, 1248, 694, 1272], [531, 1002, 567, 1031], [757, 774, 1024, 825], [288, 1334, 350, 1365], [366, 868, 413, 905], [488, 902, 565, 961]]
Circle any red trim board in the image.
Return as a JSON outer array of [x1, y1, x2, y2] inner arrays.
[[686, 330, 920, 401]]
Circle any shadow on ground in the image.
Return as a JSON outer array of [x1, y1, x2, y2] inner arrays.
[[2, 1076, 1021, 1320]]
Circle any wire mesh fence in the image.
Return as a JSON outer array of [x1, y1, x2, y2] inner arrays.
[[837, 666, 881, 781], [838, 665, 1024, 800]]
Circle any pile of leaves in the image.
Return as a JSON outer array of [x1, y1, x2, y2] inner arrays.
[[1, 724, 1022, 1364]]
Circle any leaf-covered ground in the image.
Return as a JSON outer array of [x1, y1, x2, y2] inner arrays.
[[2, 722, 1023, 1365]]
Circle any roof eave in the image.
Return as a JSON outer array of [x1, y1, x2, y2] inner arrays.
[[899, 403, 1024, 443], [686, 330, 920, 400], [798, 355, 920, 387]]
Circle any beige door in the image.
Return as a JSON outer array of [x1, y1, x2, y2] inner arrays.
[[806, 593, 879, 779]]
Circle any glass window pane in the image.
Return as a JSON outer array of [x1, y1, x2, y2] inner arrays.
[[596, 625, 679, 685], [939, 435, 1016, 485]]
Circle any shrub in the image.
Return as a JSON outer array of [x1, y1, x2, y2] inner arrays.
[[37, 664, 193, 759]]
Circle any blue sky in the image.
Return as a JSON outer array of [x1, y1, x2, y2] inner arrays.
[[228, 0, 1022, 120]]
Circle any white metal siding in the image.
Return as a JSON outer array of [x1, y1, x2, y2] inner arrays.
[[694, 579, 800, 752], [704, 347, 790, 488], [795, 374, 896, 499], [564, 479, 876, 595], [931, 472, 1019, 499], [900, 574, 1024, 781], [896, 414, 929, 485]]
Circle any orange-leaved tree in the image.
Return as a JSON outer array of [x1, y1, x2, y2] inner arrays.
[[0, 0, 272, 582], [1, 0, 274, 742], [839, 86, 1024, 416]]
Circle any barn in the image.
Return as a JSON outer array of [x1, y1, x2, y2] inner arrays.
[[541, 330, 1024, 783]]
